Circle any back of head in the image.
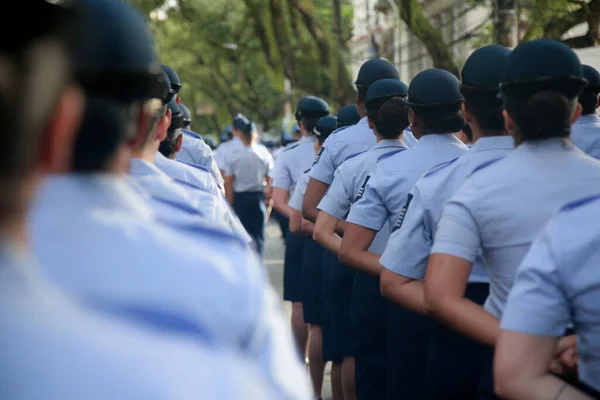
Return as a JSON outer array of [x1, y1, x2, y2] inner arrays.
[[499, 39, 587, 141], [161, 64, 181, 99], [365, 78, 408, 121], [461, 45, 511, 134], [373, 98, 410, 139], [336, 104, 361, 128], [314, 116, 338, 145], [159, 98, 183, 158], [408, 69, 464, 133], [73, 0, 163, 172], [355, 59, 399, 104], [0, 0, 78, 220], [580, 65, 600, 115], [232, 113, 256, 142], [298, 96, 330, 134]]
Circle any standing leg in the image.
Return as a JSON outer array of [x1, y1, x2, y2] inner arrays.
[[308, 325, 325, 398], [342, 356, 357, 400], [291, 302, 309, 359], [331, 361, 345, 400]]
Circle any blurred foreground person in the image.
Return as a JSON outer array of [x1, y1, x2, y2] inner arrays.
[[27, 0, 310, 398], [0, 1, 279, 399]]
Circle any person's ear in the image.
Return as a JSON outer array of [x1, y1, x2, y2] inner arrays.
[[367, 116, 375, 130], [156, 109, 171, 142], [175, 133, 183, 153], [572, 103, 583, 124], [38, 83, 84, 173], [596, 95, 600, 110], [461, 103, 473, 124]]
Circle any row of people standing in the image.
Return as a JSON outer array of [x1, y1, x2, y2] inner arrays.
[[1, 0, 315, 398], [272, 39, 600, 399]]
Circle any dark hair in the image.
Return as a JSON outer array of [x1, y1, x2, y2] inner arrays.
[[302, 117, 320, 134], [159, 127, 181, 158], [461, 124, 473, 142], [373, 98, 410, 139], [579, 91, 599, 115], [72, 97, 138, 171], [462, 90, 505, 132], [357, 87, 368, 104], [412, 103, 464, 133], [504, 90, 576, 141]]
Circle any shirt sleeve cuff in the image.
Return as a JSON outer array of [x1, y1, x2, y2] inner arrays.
[[500, 306, 567, 337], [308, 166, 333, 185], [346, 213, 385, 231], [379, 252, 426, 280], [430, 240, 478, 262], [317, 199, 346, 220]]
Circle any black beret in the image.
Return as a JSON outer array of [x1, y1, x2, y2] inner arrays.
[[365, 79, 408, 111], [407, 69, 462, 107], [313, 116, 338, 141], [336, 104, 361, 128], [583, 65, 600, 92], [461, 45, 512, 91], [74, 0, 162, 102], [161, 64, 182, 94], [298, 96, 330, 118], [500, 39, 587, 99], [355, 59, 399, 88]]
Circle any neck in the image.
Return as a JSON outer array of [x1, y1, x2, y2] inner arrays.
[[0, 215, 28, 251], [106, 145, 133, 174], [472, 126, 509, 143], [131, 141, 159, 164], [357, 103, 366, 118]]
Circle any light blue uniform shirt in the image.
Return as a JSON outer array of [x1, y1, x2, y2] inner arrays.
[[177, 129, 224, 186], [318, 139, 407, 253], [288, 169, 310, 211], [346, 134, 468, 232], [28, 175, 311, 399], [432, 138, 600, 318], [154, 151, 220, 196], [571, 114, 600, 158], [224, 144, 274, 193], [500, 194, 600, 391], [128, 158, 239, 237], [0, 241, 279, 399], [309, 117, 376, 185], [270, 136, 316, 192], [380, 136, 515, 283], [214, 136, 245, 172], [403, 129, 418, 147]]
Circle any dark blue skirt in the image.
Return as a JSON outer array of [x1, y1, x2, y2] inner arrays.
[[329, 252, 356, 358], [283, 232, 308, 302], [386, 304, 434, 400], [352, 272, 389, 400], [426, 282, 489, 400], [301, 239, 327, 325]]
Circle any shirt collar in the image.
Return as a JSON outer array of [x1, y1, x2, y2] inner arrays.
[[412, 133, 466, 148], [129, 158, 168, 177], [373, 138, 406, 150], [358, 117, 369, 125], [470, 136, 515, 152], [574, 114, 600, 125], [516, 137, 577, 152]]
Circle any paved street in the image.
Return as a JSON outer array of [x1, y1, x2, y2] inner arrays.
[[264, 221, 333, 400]]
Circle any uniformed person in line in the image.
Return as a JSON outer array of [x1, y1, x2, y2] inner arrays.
[[27, 0, 310, 397], [341, 68, 468, 400], [378, 45, 513, 400], [1, 1, 285, 398], [270, 96, 330, 361], [314, 78, 409, 400], [127, 72, 237, 236], [336, 104, 361, 128], [223, 115, 275, 258], [287, 115, 339, 400], [496, 194, 600, 399], [571, 64, 600, 158], [213, 113, 247, 176], [425, 39, 600, 399], [301, 60, 401, 400]]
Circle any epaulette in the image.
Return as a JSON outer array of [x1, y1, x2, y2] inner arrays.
[[377, 147, 406, 162], [469, 157, 504, 176], [182, 129, 202, 140], [560, 194, 600, 212], [177, 159, 210, 173], [344, 150, 367, 162], [424, 157, 460, 178]]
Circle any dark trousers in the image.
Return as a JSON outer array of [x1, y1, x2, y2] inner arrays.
[[233, 191, 266, 257], [426, 283, 490, 400]]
